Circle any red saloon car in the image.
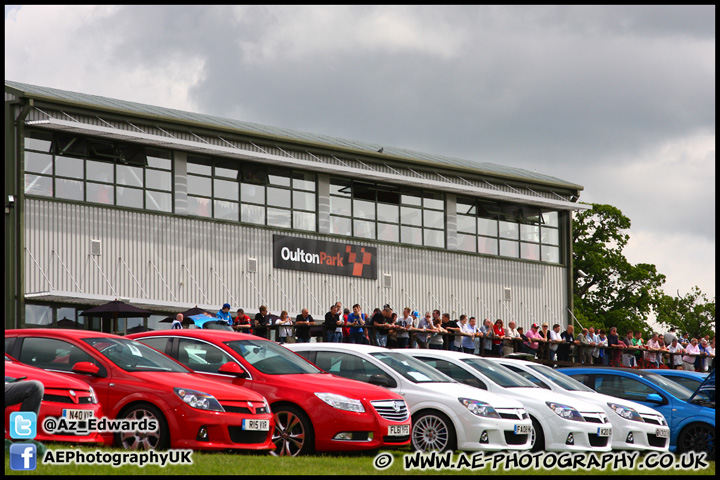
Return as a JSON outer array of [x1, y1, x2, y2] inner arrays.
[[5, 354, 109, 445], [5, 329, 275, 452], [128, 329, 412, 456]]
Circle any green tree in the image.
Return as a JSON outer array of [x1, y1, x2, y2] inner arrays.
[[655, 286, 716, 340], [572, 203, 666, 335]]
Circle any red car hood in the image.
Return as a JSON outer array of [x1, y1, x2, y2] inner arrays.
[[128, 371, 267, 402], [5, 360, 95, 391], [267, 372, 402, 401]]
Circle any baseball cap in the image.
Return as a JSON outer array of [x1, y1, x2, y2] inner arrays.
[[383, 304, 392, 310], [532, 323, 539, 328], [223, 303, 231, 310], [412, 311, 419, 317]]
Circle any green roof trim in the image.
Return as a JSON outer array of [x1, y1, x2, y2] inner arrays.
[[6, 80, 583, 191]]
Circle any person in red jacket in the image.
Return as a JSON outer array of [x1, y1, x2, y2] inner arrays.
[[492, 319, 506, 357], [233, 308, 252, 333]]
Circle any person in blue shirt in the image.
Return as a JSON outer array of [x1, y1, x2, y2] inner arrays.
[[216, 303, 233, 326], [347, 304, 367, 344]]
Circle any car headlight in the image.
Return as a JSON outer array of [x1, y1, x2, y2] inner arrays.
[[315, 393, 365, 413], [546, 402, 585, 422], [88, 386, 98, 404], [174, 387, 225, 412], [608, 403, 644, 422], [459, 398, 500, 418]]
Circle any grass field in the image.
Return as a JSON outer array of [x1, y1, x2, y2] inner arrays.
[[5, 445, 716, 476]]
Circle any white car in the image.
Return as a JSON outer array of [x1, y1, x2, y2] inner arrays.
[[402, 349, 613, 452], [482, 357, 671, 452], [286, 343, 532, 452]]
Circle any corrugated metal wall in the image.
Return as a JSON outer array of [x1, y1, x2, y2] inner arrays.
[[25, 198, 567, 330]]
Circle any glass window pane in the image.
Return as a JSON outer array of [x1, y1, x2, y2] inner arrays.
[[24, 131, 53, 152], [521, 242, 540, 260], [86, 160, 114, 183], [353, 199, 375, 220], [457, 215, 476, 234], [146, 150, 172, 170], [188, 175, 211, 196], [543, 211, 559, 227], [146, 169, 172, 192], [24, 174, 53, 197], [293, 172, 316, 191], [499, 239, 519, 258], [542, 245, 560, 263], [424, 210, 444, 229], [267, 187, 291, 208], [456, 198, 476, 216], [146, 191, 172, 212], [376, 204, 399, 223], [117, 187, 144, 209], [241, 184, 265, 204], [423, 194, 444, 210], [377, 223, 399, 242], [25, 304, 52, 327], [188, 196, 212, 217], [86, 182, 113, 205], [293, 191, 316, 211], [213, 178, 239, 201], [330, 179, 352, 197], [457, 234, 477, 252], [55, 178, 84, 201], [400, 206, 422, 226], [478, 218, 497, 236], [499, 221, 518, 239], [54, 155, 83, 179], [215, 160, 239, 179], [241, 204, 265, 225], [330, 215, 352, 236], [117, 165, 144, 188], [267, 208, 292, 228], [57, 307, 77, 328], [478, 236, 498, 255], [401, 193, 422, 206], [353, 219, 375, 239], [520, 224, 540, 242], [187, 157, 212, 175], [213, 199, 239, 221], [25, 151, 53, 174], [330, 196, 351, 216], [424, 229, 445, 248], [268, 170, 291, 187], [293, 211, 316, 231], [401, 226, 422, 245], [541, 227, 560, 246]]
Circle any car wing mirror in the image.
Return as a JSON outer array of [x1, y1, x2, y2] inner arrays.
[[218, 361, 248, 378], [369, 374, 396, 388], [72, 361, 101, 377], [645, 393, 664, 404]]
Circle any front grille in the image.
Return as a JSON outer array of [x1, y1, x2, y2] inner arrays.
[[371, 400, 409, 422], [220, 401, 268, 415], [504, 432, 529, 445], [646, 433, 668, 448], [222, 405, 252, 414], [227, 427, 269, 444], [43, 393, 94, 404], [76, 396, 93, 404], [383, 435, 410, 443], [583, 416, 603, 424], [642, 416, 662, 426], [588, 434, 610, 447]]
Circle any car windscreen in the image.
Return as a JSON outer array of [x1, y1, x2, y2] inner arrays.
[[528, 364, 596, 392], [370, 352, 453, 383], [83, 337, 189, 373], [225, 339, 321, 375], [642, 372, 694, 401], [461, 358, 537, 388]]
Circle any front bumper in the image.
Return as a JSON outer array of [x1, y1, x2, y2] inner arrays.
[[456, 408, 533, 452]]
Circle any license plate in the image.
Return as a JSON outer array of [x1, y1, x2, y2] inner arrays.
[[656, 428, 670, 438], [388, 424, 410, 436], [242, 419, 269, 431], [62, 409, 94, 420], [597, 427, 611, 437], [515, 424, 532, 435]]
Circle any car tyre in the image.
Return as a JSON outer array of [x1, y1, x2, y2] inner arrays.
[[530, 417, 545, 452], [271, 405, 314, 456], [677, 422, 715, 460], [116, 402, 170, 450], [411, 410, 456, 452]]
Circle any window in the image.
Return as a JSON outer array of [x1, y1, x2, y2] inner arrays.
[[177, 338, 235, 374], [18, 337, 96, 372], [313, 351, 390, 384], [23, 130, 173, 213]]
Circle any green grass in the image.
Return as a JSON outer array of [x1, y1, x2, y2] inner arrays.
[[5, 445, 716, 476]]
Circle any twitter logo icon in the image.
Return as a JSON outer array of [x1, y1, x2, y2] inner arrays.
[[10, 412, 37, 439]]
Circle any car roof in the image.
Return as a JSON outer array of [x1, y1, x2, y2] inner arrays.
[[128, 329, 264, 343], [286, 343, 388, 353], [644, 369, 708, 378], [6, 328, 125, 340]]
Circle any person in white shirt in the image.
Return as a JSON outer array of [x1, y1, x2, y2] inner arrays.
[[699, 339, 714, 372], [454, 315, 469, 351], [593, 329, 608, 365], [548, 324, 562, 361], [171, 313, 184, 329], [275, 310, 294, 344], [395, 308, 414, 349], [644, 332, 661, 368], [503, 320, 521, 357], [667, 339, 684, 369], [682, 338, 700, 371]]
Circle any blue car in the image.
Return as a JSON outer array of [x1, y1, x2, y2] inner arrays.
[[644, 370, 708, 393], [561, 367, 715, 459]]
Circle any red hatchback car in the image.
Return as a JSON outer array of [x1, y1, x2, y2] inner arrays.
[[5, 329, 275, 452], [128, 330, 412, 456], [5, 354, 109, 445]]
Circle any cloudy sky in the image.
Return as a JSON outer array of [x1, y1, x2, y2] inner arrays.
[[5, 5, 715, 308]]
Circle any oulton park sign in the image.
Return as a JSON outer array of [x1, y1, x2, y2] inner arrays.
[[272, 235, 377, 280]]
